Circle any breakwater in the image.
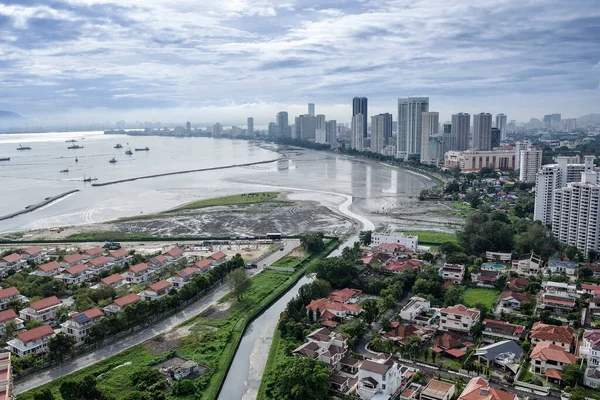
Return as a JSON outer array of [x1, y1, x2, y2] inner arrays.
[[91, 158, 281, 187], [0, 190, 79, 221]]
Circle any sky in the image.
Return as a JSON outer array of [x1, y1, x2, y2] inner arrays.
[[0, 0, 599, 126]]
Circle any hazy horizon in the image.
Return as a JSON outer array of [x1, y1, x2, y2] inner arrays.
[[1, 0, 599, 125]]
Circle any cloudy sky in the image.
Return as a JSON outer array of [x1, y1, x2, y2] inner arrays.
[[0, 0, 599, 126]]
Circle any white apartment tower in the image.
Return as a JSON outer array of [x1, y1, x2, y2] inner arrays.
[[212, 123, 223, 137], [370, 114, 387, 154], [519, 147, 543, 183], [326, 120, 337, 147], [472, 113, 492, 151], [451, 113, 470, 151], [397, 97, 429, 160], [495, 114, 508, 141], [552, 158, 600, 254], [351, 114, 365, 151], [420, 112, 440, 165], [315, 114, 327, 144]]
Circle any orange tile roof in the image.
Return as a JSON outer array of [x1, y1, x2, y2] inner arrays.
[[531, 322, 574, 345], [16, 324, 55, 345], [0, 287, 20, 300], [440, 304, 480, 319], [329, 288, 361, 303], [128, 263, 149, 273], [499, 291, 532, 303], [84, 247, 104, 256], [101, 273, 124, 286], [71, 307, 103, 321], [1, 253, 20, 263], [62, 254, 83, 264], [177, 267, 198, 278], [458, 377, 516, 400], [164, 248, 184, 257], [306, 298, 362, 313], [109, 248, 129, 258], [0, 309, 18, 323], [86, 256, 110, 267], [29, 296, 61, 311], [530, 342, 576, 364], [65, 264, 87, 275], [38, 261, 60, 272], [148, 280, 172, 292], [149, 255, 167, 264], [208, 251, 226, 261], [23, 246, 43, 255], [194, 259, 213, 270], [545, 368, 563, 380], [113, 293, 141, 308]]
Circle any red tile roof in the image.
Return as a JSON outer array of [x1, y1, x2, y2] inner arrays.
[[433, 333, 462, 350], [208, 251, 226, 261], [0, 287, 20, 300], [16, 324, 54, 345], [148, 280, 172, 292], [65, 264, 88, 275], [445, 348, 467, 358], [23, 246, 43, 256], [128, 263, 149, 273], [320, 310, 336, 320], [149, 255, 167, 264], [0, 309, 18, 323], [72, 307, 103, 321], [1, 253, 20, 263], [86, 256, 110, 267], [530, 342, 576, 364], [329, 288, 361, 303], [176, 267, 198, 278], [545, 368, 563, 380], [113, 293, 141, 308], [101, 273, 124, 286], [306, 298, 362, 313], [440, 304, 480, 319], [499, 291, 532, 303], [483, 319, 525, 336], [507, 277, 530, 290], [458, 377, 516, 400], [109, 248, 129, 259], [385, 260, 423, 272], [62, 254, 83, 264], [84, 247, 104, 256], [194, 259, 213, 271], [29, 296, 61, 311], [531, 322, 574, 345], [164, 248, 184, 258], [38, 261, 60, 272]]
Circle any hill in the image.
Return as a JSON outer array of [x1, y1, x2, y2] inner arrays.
[[577, 113, 600, 124], [0, 111, 27, 129]]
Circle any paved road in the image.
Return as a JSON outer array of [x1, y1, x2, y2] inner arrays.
[[15, 239, 299, 395]]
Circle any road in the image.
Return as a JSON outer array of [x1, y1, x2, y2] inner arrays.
[[14, 239, 299, 395]]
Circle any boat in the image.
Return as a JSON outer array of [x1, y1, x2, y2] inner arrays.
[[83, 175, 98, 182], [125, 148, 133, 155], [109, 157, 117, 163], [66, 139, 77, 143], [67, 145, 84, 149], [75, 157, 79, 163], [17, 144, 31, 150], [60, 169, 69, 173], [0, 157, 9, 162], [135, 147, 150, 151], [114, 144, 123, 149]]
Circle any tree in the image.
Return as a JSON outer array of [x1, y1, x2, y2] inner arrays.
[[589, 249, 598, 262], [359, 230, 372, 246], [403, 336, 422, 359], [227, 268, 252, 300], [24, 319, 44, 330], [48, 333, 76, 362], [59, 376, 108, 400], [362, 300, 379, 325], [443, 286, 462, 307], [571, 386, 586, 400], [580, 267, 594, 280], [267, 357, 331, 400], [299, 232, 325, 253], [422, 252, 434, 262], [33, 389, 55, 400], [2, 320, 18, 341], [494, 274, 508, 291], [311, 258, 358, 289], [562, 364, 584, 387], [131, 367, 166, 391], [520, 301, 534, 315], [171, 380, 196, 396]]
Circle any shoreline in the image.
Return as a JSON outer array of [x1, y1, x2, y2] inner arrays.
[[0, 190, 79, 222]]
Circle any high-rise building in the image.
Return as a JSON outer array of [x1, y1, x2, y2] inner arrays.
[[472, 113, 492, 151], [315, 114, 326, 144], [534, 156, 593, 225], [490, 127, 501, 149], [231, 126, 242, 137], [213, 123, 223, 137], [308, 103, 315, 117], [529, 118, 542, 130], [397, 97, 429, 159], [563, 118, 577, 132], [451, 113, 470, 151], [371, 114, 388, 154], [268, 122, 278, 136], [186, 121, 191, 132], [442, 123, 454, 154], [544, 113, 561, 130], [276, 112, 289, 137], [519, 147, 543, 183], [247, 117, 254, 136], [552, 158, 600, 254], [298, 114, 316, 140], [375, 113, 393, 145], [514, 140, 532, 170], [351, 114, 365, 151], [326, 120, 337, 147], [428, 134, 445, 166], [495, 114, 507, 141], [420, 111, 439, 164], [294, 116, 300, 139], [352, 97, 368, 138]]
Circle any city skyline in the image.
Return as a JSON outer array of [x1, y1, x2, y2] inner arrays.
[[0, 0, 598, 125]]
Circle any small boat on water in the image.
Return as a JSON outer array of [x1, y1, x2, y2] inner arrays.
[[68, 145, 84, 149], [125, 148, 133, 155], [60, 169, 69, 173], [109, 157, 117, 164], [114, 144, 123, 149], [135, 147, 150, 151], [0, 157, 9, 162], [75, 157, 79, 163], [66, 139, 77, 143], [83, 177, 98, 182], [17, 144, 31, 150]]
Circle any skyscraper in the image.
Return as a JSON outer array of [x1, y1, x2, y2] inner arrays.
[[315, 114, 326, 144], [247, 117, 254, 136], [375, 113, 393, 145], [451, 113, 470, 152], [371, 114, 388, 154], [420, 112, 439, 164], [490, 127, 501, 149], [495, 114, 507, 141], [519, 147, 543, 183], [351, 114, 364, 151], [268, 122, 278, 136], [442, 123, 454, 155], [308, 103, 315, 117], [276, 111, 289, 137], [352, 97, 368, 138], [326, 120, 337, 147], [186, 121, 191, 132], [212, 123, 222, 137], [298, 114, 316, 140], [472, 113, 492, 151], [397, 97, 429, 159], [544, 113, 561, 130]]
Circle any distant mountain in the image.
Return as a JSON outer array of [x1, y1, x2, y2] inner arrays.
[[0, 111, 27, 129], [577, 113, 600, 124]]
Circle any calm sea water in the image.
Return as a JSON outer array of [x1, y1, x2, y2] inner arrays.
[[0, 131, 431, 233]]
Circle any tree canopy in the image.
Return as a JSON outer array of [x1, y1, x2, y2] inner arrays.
[[266, 356, 331, 400], [227, 268, 252, 300], [299, 232, 325, 253], [311, 258, 358, 289]]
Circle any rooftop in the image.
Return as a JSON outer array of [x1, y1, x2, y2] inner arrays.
[[62, 254, 83, 264], [421, 379, 455, 399], [65, 264, 87, 275], [113, 293, 141, 308], [16, 324, 54, 345], [101, 273, 124, 286], [0, 287, 19, 300], [530, 342, 576, 364], [38, 261, 60, 272], [148, 280, 172, 292], [128, 263, 149, 273], [1, 253, 20, 263], [29, 296, 61, 311]]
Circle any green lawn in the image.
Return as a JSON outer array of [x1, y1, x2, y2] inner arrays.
[[168, 192, 282, 212], [462, 287, 500, 309], [449, 202, 471, 211], [400, 230, 458, 245], [271, 256, 302, 269]]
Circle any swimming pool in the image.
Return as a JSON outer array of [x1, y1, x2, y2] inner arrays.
[[482, 263, 506, 270]]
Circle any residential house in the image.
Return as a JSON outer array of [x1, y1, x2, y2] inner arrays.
[[581, 284, 600, 297], [293, 327, 349, 370], [400, 297, 431, 323], [19, 296, 61, 323], [83, 247, 104, 259], [580, 329, 600, 388], [0, 253, 26, 276], [32, 261, 61, 277], [329, 288, 362, 304], [485, 252, 512, 263], [507, 277, 530, 291], [57, 264, 89, 285], [61, 253, 83, 268], [103, 293, 141, 314], [383, 324, 434, 345], [497, 291, 532, 310], [361, 252, 392, 266], [515, 253, 543, 275], [140, 280, 173, 301], [530, 342, 576, 383], [544, 260, 578, 278], [61, 307, 104, 344], [539, 293, 576, 316], [207, 251, 226, 264], [123, 263, 150, 284], [0, 352, 13, 400], [107, 248, 131, 266], [457, 378, 516, 400], [164, 247, 185, 263], [0, 309, 24, 335], [530, 322, 574, 352], [475, 340, 523, 374], [432, 333, 462, 353], [192, 259, 213, 273], [420, 379, 455, 400], [7, 324, 55, 357], [147, 255, 168, 271], [100, 273, 126, 288], [372, 243, 412, 258], [470, 270, 501, 288], [371, 233, 418, 252], [439, 305, 481, 334], [357, 353, 413, 400], [441, 264, 464, 284], [168, 267, 199, 289], [22, 246, 45, 264], [482, 319, 526, 343], [400, 384, 422, 400], [541, 281, 578, 297], [85, 256, 112, 275], [385, 259, 424, 273], [306, 298, 363, 327], [0, 287, 23, 311]]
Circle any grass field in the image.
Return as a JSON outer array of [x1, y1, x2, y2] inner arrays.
[[400, 230, 458, 246], [271, 256, 302, 269], [169, 192, 282, 212], [462, 287, 500, 309], [449, 201, 471, 211]]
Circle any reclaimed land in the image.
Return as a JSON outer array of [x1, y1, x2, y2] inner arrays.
[[91, 158, 281, 187], [18, 239, 338, 400], [0, 190, 79, 221]]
